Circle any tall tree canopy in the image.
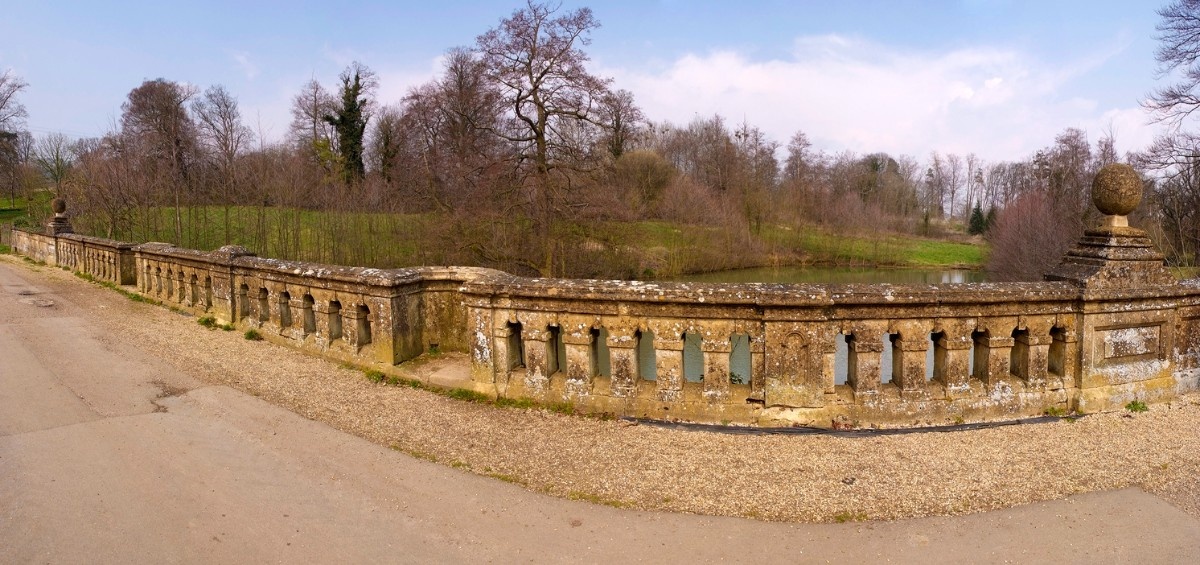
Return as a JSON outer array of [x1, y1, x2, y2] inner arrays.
[[475, 0, 614, 273]]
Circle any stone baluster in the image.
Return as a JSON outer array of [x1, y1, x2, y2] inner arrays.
[[650, 329, 684, 403], [935, 320, 975, 399], [604, 326, 638, 398], [701, 335, 732, 403], [890, 322, 930, 396], [519, 324, 552, 396], [560, 318, 597, 399], [848, 326, 885, 396]]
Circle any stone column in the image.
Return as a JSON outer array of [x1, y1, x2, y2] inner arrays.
[[652, 332, 684, 403], [701, 337, 732, 403], [849, 331, 884, 396], [604, 327, 639, 398], [891, 337, 928, 397], [935, 322, 974, 398], [520, 326, 552, 396], [562, 331, 595, 399]]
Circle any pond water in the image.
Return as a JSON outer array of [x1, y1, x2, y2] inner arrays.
[[670, 266, 987, 285]]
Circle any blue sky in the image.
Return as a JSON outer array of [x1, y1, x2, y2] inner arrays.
[[0, 1, 1171, 162]]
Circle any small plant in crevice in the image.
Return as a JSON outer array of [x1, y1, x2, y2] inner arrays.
[[364, 370, 386, 384], [729, 372, 745, 385], [1043, 406, 1067, 417], [446, 388, 490, 402], [197, 316, 218, 329], [244, 328, 264, 341], [1125, 399, 1149, 413]]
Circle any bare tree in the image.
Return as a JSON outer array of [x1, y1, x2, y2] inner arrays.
[[397, 47, 507, 214], [120, 78, 198, 244], [34, 132, 75, 192], [476, 0, 613, 274], [289, 79, 338, 177], [0, 70, 29, 207], [598, 88, 643, 159], [193, 84, 253, 243], [986, 191, 1078, 280], [1146, 0, 1200, 126], [0, 70, 28, 132]]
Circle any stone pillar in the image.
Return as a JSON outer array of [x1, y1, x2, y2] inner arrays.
[[892, 338, 928, 396], [701, 337, 732, 403], [980, 334, 1014, 388], [1016, 331, 1050, 390], [935, 322, 974, 398], [849, 330, 884, 396], [520, 327, 552, 396], [1046, 164, 1181, 411], [652, 332, 684, 403], [562, 331, 594, 399], [605, 327, 638, 398], [490, 318, 519, 385]]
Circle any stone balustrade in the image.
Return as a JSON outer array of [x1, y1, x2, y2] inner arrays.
[[11, 229, 135, 285], [11, 165, 1199, 426]]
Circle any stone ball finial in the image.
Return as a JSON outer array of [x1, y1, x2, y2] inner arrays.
[[51, 197, 67, 216], [1092, 164, 1142, 216]]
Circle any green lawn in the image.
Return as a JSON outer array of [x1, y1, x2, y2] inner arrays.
[[63, 204, 990, 277]]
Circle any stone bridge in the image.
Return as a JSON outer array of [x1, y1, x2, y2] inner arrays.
[[12, 165, 1200, 427]]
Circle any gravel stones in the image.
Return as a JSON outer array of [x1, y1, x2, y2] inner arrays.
[[17, 255, 1200, 524]]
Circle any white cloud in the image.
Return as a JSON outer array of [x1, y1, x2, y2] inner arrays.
[[231, 51, 259, 80], [605, 34, 1163, 162]]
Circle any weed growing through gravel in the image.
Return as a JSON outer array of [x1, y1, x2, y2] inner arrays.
[[1044, 406, 1067, 417], [495, 397, 538, 410], [198, 315, 218, 329], [447, 388, 491, 402], [567, 491, 631, 508], [72, 270, 159, 304], [485, 471, 525, 485], [364, 370, 386, 383], [833, 511, 869, 523], [1126, 400, 1149, 413], [244, 329, 264, 341]]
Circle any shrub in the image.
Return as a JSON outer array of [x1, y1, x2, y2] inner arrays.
[[1125, 400, 1149, 413]]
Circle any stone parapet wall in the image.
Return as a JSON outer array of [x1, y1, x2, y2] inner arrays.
[[11, 229, 135, 284], [12, 227, 1200, 427], [460, 275, 1200, 424], [12, 229, 57, 266]]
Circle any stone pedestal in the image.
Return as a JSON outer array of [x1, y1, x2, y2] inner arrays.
[[1045, 164, 1181, 411], [1045, 226, 1176, 289], [46, 197, 73, 235]]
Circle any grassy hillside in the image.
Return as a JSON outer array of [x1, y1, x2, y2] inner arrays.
[[54, 205, 987, 279]]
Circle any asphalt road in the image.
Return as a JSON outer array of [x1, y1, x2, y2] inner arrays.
[[2, 257, 1199, 564]]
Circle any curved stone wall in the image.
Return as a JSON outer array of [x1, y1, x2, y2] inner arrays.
[[12, 226, 1200, 427]]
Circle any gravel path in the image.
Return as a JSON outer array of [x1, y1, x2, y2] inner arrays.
[[13, 255, 1200, 523]]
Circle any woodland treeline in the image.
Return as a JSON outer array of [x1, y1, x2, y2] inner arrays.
[[4, 1, 1200, 281]]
